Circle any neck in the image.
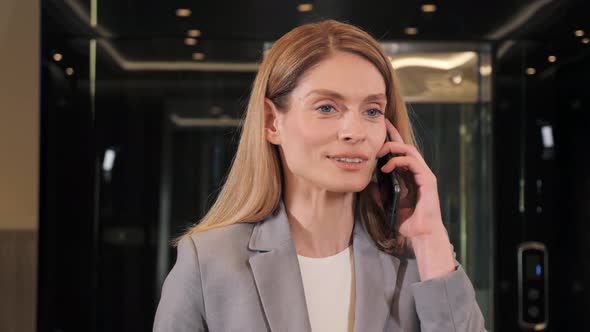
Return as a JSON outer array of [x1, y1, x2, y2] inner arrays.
[[284, 187, 356, 258]]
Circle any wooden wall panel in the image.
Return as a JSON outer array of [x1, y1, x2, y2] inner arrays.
[[0, 231, 37, 332]]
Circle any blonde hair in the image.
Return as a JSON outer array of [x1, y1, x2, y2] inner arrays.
[[174, 19, 418, 255]]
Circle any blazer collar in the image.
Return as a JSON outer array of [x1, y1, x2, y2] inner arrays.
[[248, 198, 399, 332]]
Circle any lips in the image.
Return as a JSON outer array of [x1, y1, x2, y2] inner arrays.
[[327, 153, 369, 160], [328, 154, 369, 170]]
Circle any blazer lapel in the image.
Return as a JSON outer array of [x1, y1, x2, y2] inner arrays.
[[248, 198, 401, 332], [248, 200, 312, 332], [352, 215, 401, 332]]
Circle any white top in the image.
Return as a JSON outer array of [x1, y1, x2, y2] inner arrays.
[[297, 246, 356, 332]]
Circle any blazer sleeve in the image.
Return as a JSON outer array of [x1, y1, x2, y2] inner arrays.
[[153, 236, 208, 332], [410, 257, 488, 332]]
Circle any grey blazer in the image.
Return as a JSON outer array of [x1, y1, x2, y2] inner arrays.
[[153, 199, 487, 331]]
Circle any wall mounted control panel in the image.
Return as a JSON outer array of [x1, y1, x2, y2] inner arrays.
[[518, 242, 549, 331]]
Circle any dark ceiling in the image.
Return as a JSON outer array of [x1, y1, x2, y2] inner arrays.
[[44, 0, 582, 39], [43, 0, 590, 72]]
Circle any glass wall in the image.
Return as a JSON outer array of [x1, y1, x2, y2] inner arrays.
[[381, 42, 494, 327]]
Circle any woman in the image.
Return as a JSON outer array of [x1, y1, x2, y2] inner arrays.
[[153, 19, 487, 332]]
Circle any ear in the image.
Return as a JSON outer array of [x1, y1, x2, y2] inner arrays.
[[264, 98, 281, 145]]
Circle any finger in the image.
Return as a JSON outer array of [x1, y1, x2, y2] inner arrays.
[[385, 118, 405, 144], [398, 219, 413, 237], [376, 141, 425, 164], [380, 156, 435, 187]]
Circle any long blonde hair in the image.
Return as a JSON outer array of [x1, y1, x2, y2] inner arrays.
[[175, 19, 418, 255]]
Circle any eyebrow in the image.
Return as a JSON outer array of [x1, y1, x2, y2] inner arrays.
[[305, 89, 387, 103]]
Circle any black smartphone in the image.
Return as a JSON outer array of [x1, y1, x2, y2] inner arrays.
[[375, 133, 401, 231]]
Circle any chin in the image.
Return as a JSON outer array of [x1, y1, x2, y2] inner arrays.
[[326, 177, 371, 193]]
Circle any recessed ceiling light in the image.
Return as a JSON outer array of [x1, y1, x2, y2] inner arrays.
[[575, 29, 584, 37], [297, 3, 313, 12], [192, 52, 205, 61], [53, 53, 62, 61], [65, 67, 74, 76], [187, 29, 201, 38], [184, 38, 198, 46], [547, 55, 557, 62], [405, 27, 418, 35], [176, 8, 191, 17], [450, 74, 463, 85], [526, 67, 536, 75], [421, 4, 437, 13], [582, 38, 590, 44], [479, 65, 492, 76]]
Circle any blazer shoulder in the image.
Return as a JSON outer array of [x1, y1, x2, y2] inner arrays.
[[183, 222, 257, 267], [189, 221, 255, 246]]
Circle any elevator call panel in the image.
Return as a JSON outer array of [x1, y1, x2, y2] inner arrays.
[[518, 242, 548, 331]]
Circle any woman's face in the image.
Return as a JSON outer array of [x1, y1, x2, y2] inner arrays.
[[266, 51, 388, 193]]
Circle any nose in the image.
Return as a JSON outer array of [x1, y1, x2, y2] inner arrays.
[[337, 111, 367, 143]]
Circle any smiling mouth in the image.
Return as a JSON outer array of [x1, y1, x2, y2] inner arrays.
[[328, 156, 367, 163], [327, 156, 369, 170]]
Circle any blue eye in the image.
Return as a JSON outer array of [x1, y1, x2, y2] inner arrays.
[[317, 105, 335, 113], [366, 109, 384, 117]]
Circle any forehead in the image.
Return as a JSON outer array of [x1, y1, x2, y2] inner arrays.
[[293, 51, 386, 101]]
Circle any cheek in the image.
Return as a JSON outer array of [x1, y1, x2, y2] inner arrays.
[[282, 117, 333, 155], [376, 137, 387, 153], [368, 126, 386, 166], [368, 124, 387, 151], [279, 123, 335, 179], [300, 126, 332, 148]]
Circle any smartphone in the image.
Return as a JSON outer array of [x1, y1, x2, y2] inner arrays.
[[375, 133, 401, 231]]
